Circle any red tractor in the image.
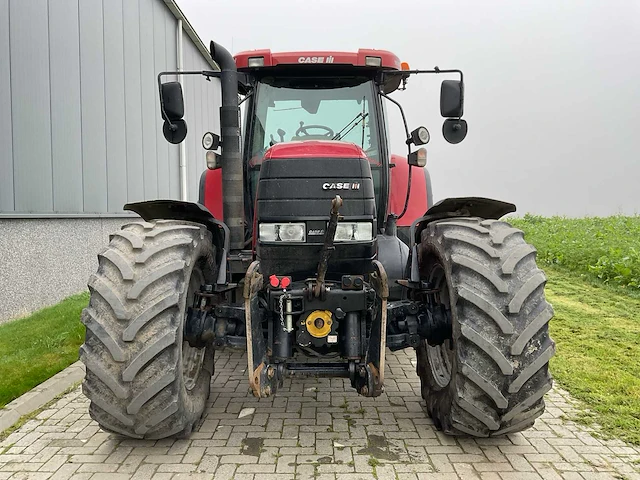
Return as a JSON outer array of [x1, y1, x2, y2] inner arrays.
[[80, 41, 554, 439]]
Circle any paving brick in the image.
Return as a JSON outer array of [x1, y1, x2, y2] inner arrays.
[[77, 463, 120, 473], [116, 455, 144, 474], [219, 454, 259, 464], [473, 463, 515, 472], [1, 349, 638, 480], [142, 454, 184, 463], [156, 463, 197, 473], [48, 463, 81, 480], [505, 454, 534, 472], [497, 473, 543, 480], [39, 454, 69, 473], [68, 454, 108, 463]]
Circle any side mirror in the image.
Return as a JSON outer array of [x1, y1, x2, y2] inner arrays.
[[160, 82, 188, 144], [161, 82, 185, 120], [162, 119, 187, 144], [440, 80, 464, 118], [408, 148, 427, 167], [442, 119, 468, 144]]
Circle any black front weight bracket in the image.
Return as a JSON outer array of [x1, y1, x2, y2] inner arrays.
[[244, 261, 281, 398]]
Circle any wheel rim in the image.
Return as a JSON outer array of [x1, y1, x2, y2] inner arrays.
[[182, 266, 206, 391], [426, 263, 454, 388]]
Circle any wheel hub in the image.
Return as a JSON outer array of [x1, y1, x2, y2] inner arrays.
[[425, 263, 454, 388], [182, 267, 206, 391]]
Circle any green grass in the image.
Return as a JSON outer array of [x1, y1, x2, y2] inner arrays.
[[543, 267, 640, 444], [510, 214, 640, 290], [510, 215, 640, 443], [0, 293, 87, 408]]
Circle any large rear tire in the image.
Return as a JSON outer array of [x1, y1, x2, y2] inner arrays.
[[80, 220, 216, 439], [416, 217, 555, 436]]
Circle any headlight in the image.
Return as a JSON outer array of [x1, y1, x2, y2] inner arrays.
[[334, 222, 373, 242], [259, 223, 306, 242]]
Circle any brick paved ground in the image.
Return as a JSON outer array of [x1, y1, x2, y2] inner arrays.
[[1, 348, 639, 480]]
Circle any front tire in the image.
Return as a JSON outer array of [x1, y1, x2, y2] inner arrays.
[[80, 220, 216, 439], [416, 217, 555, 436]]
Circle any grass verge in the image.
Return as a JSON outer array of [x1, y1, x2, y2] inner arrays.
[[0, 293, 87, 408], [510, 215, 640, 290], [544, 266, 640, 445]]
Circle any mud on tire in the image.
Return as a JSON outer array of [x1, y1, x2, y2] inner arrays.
[[80, 220, 217, 439], [416, 217, 555, 436]]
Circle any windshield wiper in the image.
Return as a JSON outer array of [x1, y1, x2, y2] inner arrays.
[[332, 112, 368, 141]]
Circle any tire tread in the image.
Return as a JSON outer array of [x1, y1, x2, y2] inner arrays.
[[416, 217, 554, 437], [80, 220, 215, 439]]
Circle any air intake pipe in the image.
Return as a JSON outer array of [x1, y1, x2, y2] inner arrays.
[[210, 41, 244, 251]]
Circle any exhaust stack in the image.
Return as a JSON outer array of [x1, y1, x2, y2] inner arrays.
[[210, 41, 244, 251]]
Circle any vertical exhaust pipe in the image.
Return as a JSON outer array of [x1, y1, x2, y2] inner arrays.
[[210, 41, 244, 251]]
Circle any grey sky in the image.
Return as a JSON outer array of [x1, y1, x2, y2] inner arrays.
[[177, 0, 640, 217]]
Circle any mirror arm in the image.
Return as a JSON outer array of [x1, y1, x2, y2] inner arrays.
[[157, 70, 222, 129], [385, 68, 463, 82], [383, 68, 464, 118], [379, 91, 414, 220], [403, 68, 463, 82]]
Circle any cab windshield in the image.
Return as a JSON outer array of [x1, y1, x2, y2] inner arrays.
[[249, 77, 381, 164]]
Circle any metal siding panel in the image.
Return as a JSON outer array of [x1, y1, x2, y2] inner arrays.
[[79, 0, 108, 213], [11, 0, 53, 212], [0, 0, 13, 211], [184, 38, 196, 202], [166, 13, 180, 200], [189, 45, 200, 202], [49, 0, 83, 213], [123, 0, 144, 203], [191, 46, 202, 202], [140, 0, 158, 200], [182, 42, 191, 201], [104, 0, 128, 213], [153, 0, 170, 199]]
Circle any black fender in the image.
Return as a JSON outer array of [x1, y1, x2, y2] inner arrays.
[[406, 197, 516, 282], [124, 200, 229, 284], [409, 197, 515, 247]]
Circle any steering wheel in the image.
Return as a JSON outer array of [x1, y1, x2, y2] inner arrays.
[[295, 121, 334, 138]]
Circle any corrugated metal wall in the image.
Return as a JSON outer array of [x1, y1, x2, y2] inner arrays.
[[182, 30, 220, 203], [0, 0, 220, 215]]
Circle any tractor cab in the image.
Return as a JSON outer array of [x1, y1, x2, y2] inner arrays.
[[234, 50, 399, 235]]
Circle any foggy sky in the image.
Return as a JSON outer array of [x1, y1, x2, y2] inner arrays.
[[177, 0, 640, 217]]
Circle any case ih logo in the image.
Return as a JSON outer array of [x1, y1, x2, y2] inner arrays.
[[298, 56, 335, 64], [322, 182, 360, 190]]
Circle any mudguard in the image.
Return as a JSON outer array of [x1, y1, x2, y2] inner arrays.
[[406, 197, 516, 283], [409, 197, 515, 248], [124, 200, 229, 284]]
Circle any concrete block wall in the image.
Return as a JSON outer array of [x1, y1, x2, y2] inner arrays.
[[0, 218, 133, 323]]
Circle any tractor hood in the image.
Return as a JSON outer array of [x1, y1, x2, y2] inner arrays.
[[263, 140, 368, 160], [255, 140, 377, 280], [258, 140, 376, 219]]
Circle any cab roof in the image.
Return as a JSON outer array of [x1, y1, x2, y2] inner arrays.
[[234, 49, 402, 71]]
